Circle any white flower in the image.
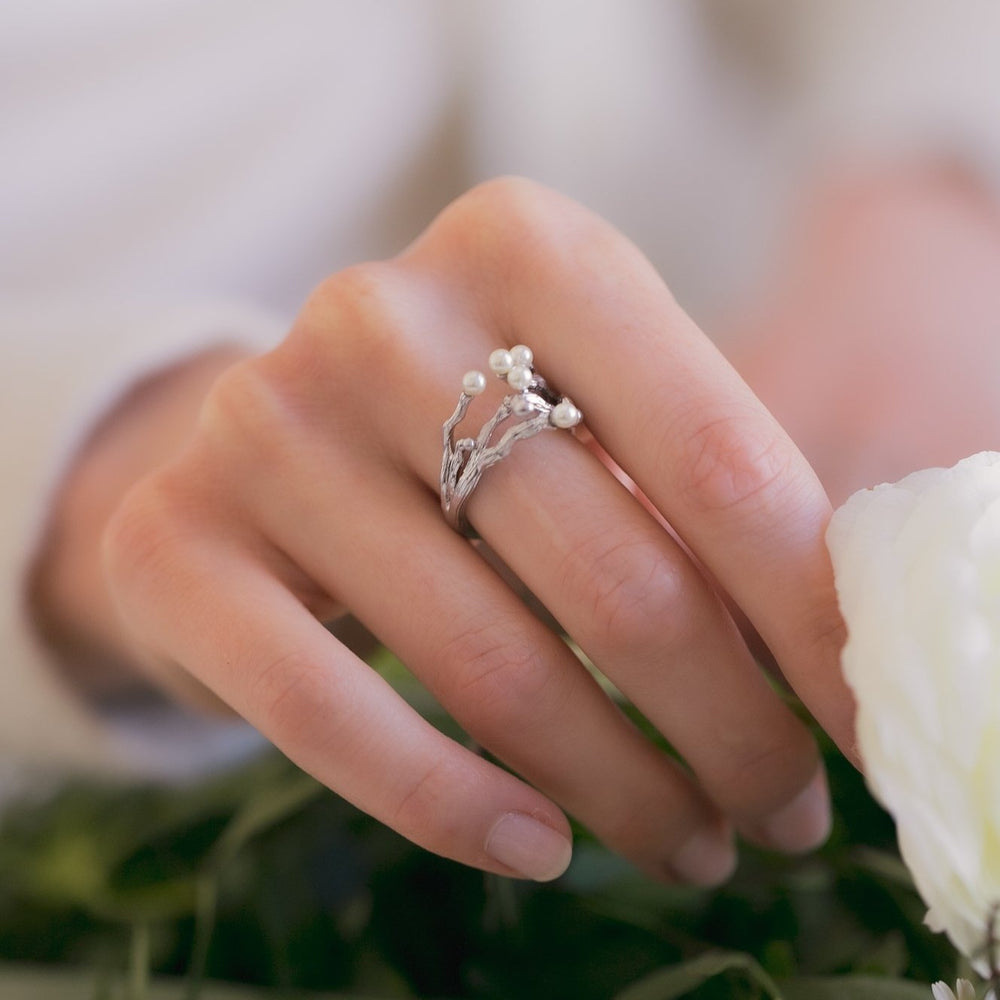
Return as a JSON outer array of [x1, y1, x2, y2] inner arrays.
[[931, 980, 978, 1000], [827, 452, 1000, 971]]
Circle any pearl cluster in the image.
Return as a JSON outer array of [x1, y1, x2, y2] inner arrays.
[[461, 345, 582, 429]]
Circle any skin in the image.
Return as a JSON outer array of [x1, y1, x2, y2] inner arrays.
[[731, 162, 1000, 508], [31, 175, 882, 886]]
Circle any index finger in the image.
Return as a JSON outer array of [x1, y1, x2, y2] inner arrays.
[[405, 178, 855, 756]]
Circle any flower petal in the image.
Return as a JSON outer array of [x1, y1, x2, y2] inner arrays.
[[828, 452, 1000, 969]]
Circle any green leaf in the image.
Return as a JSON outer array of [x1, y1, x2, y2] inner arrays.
[[850, 848, 917, 891], [780, 975, 933, 999], [205, 767, 323, 870], [613, 951, 784, 1000], [0, 964, 402, 1000], [186, 768, 325, 998]]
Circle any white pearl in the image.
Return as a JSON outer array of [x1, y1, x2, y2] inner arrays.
[[511, 395, 535, 416], [462, 370, 487, 396], [551, 400, 582, 429], [488, 349, 513, 375], [506, 364, 533, 391], [510, 344, 533, 368]]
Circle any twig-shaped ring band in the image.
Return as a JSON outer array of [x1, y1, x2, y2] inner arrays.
[[440, 345, 582, 535]]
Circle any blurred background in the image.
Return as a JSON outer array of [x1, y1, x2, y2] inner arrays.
[[0, 651, 961, 998], [4, 1, 1000, 996]]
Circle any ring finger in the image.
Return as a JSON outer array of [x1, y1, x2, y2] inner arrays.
[[402, 350, 829, 853], [247, 440, 736, 884]]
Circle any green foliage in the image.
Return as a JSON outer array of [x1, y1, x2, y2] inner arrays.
[[0, 651, 966, 998], [613, 951, 782, 999]]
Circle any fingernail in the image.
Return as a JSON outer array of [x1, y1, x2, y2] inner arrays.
[[671, 826, 737, 887], [758, 768, 831, 853], [486, 812, 573, 881]]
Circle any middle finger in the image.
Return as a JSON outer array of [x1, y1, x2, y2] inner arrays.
[[406, 360, 828, 853]]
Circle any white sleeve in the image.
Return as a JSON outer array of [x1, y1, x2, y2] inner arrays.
[[0, 299, 285, 786], [0, 0, 461, 791]]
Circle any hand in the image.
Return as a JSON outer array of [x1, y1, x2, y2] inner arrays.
[[90, 179, 850, 884]]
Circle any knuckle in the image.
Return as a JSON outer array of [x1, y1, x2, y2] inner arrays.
[[440, 177, 656, 299], [433, 177, 576, 284], [102, 477, 191, 598], [676, 408, 793, 514], [806, 596, 849, 663], [438, 618, 556, 741], [200, 354, 292, 456], [248, 646, 324, 741], [450, 176, 557, 238], [414, 176, 660, 332], [195, 352, 335, 488], [295, 261, 415, 378], [711, 725, 817, 818], [246, 645, 357, 755], [389, 757, 463, 837], [306, 260, 400, 322], [203, 353, 273, 417], [571, 532, 687, 653]]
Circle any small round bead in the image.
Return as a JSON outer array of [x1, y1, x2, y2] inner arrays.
[[462, 370, 487, 396], [510, 344, 534, 368], [511, 395, 535, 417], [506, 364, 533, 391], [488, 349, 513, 375], [551, 400, 582, 429]]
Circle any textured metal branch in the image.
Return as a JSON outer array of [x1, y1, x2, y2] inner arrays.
[[440, 348, 582, 535], [442, 402, 554, 533]]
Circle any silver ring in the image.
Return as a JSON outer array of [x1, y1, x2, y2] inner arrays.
[[441, 345, 582, 535]]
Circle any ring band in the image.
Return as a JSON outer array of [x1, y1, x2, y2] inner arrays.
[[441, 345, 582, 535]]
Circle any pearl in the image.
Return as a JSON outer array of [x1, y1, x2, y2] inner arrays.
[[462, 370, 487, 396], [510, 344, 533, 368], [551, 400, 582, 429], [511, 395, 535, 416], [506, 364, 533, 391], [488, 349, 513, 375]]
